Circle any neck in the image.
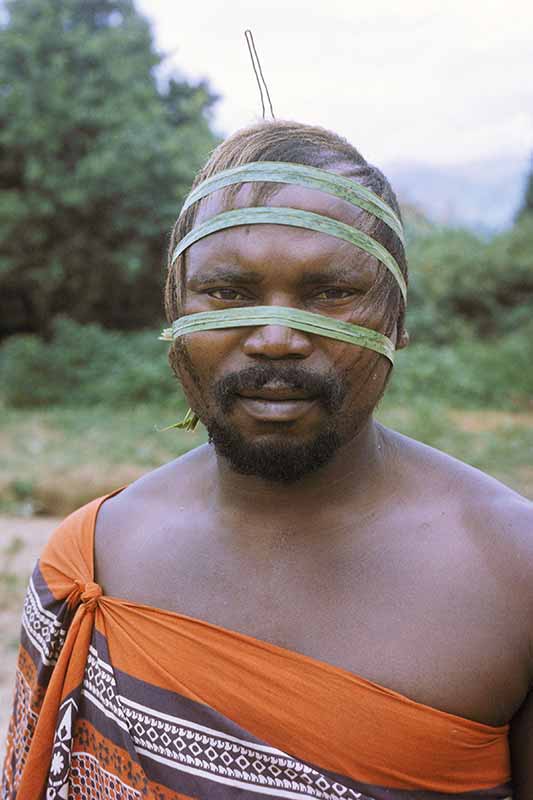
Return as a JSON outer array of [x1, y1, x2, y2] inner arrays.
[[209, 418, 392, 520]]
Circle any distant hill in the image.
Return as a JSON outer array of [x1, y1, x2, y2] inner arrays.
[[384, 155, 531, 234], [398, 202, 435, 240]]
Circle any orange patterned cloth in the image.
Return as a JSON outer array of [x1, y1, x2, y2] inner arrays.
[[2, 490, 512, 799]]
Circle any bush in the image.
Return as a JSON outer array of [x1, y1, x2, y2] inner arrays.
[[388, 323, 533, 409], [406, 220, 533, 344], [0, 317, 182, 408]]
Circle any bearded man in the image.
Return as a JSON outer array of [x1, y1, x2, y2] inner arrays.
[[3, 121, 533, 799]]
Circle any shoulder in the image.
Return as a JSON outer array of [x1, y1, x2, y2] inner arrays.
[[93, 444, 212, 595], [428, 436, 531, 554], [461, 470, 533, 596], [38, 494, 111, 597], [40, 496, 103, 565], [398, 427, 533, 539], [394, 427, 533, 605], [94, 444, 211, 535]]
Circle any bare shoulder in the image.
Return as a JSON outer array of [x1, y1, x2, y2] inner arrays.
[[393, 427, 533, 596], [460, 464, 533, 593], [94, 443, 213, 597], [96, 443, 210, 525]]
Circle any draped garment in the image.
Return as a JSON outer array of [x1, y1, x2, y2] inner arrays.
[[2, 489, 513, 799]]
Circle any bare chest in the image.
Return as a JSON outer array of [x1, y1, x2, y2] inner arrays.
[[102, 514, 530, 727]]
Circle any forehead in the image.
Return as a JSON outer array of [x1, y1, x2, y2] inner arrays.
[[186, 181, 379, 280]]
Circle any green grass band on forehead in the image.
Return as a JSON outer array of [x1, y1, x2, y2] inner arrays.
[[180, 161, 405, 247], [172, 206, 407, 302], [160, 306, 396, 363]]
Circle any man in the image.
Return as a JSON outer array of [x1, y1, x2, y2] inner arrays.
[[3, 120, 533, 799]]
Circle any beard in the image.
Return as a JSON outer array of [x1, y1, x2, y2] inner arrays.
[[170, 339, 379, 484], [207, 419, 343, 483], [200, 362, 353, 484]]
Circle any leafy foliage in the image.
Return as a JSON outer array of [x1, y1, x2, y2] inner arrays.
[[388, 324, 533, 410], [0, 0, 218, 336], [406, 219, 533, 343], [516, 153, 533, 221], [0, 316, 182, 407]]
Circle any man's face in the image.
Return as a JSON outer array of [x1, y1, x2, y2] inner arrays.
[[173, 176, 402, 482]]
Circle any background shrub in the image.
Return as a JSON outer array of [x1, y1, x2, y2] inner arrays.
[[0, 317, 182, 408], [387, 323, 533, 410], [406, 219, 533, 344]]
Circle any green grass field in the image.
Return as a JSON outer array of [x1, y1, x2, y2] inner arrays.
[[1, 396, 532, 517]]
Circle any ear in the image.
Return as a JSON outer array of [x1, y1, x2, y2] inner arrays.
[[396, 328, 410, 350]]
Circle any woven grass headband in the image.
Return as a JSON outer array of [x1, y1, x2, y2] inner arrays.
[[162, 162, 405, 430], [180, 161, 405, 247], [172, 162, 406, 301]]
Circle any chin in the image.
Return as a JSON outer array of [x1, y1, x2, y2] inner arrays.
[[206, 417, 343, 484]]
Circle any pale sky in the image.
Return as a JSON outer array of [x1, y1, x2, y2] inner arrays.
[[136, 0, 533, 168]]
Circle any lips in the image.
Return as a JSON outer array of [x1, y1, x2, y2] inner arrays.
[[235, 384, 317, 422], [237, 384, 314, 402]]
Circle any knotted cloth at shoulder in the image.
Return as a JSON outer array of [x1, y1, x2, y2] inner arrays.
[[66, 579, 102, 611]]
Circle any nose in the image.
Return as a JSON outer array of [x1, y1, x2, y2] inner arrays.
[[242, 323, 314, 360]]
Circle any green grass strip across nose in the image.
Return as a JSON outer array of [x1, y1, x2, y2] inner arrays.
[[180, 161, 405, 247], [160, 305, 395, 363], [172, 206, 407, 302]]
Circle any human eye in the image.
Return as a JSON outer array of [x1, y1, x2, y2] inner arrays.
[[207, 287, 248, 301], [314, 287, 357, 301]]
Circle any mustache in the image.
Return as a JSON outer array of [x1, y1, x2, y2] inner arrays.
[[213, 364, 348, 414]]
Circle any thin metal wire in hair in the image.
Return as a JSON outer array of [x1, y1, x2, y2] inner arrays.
[[244, 29, 275, 120]]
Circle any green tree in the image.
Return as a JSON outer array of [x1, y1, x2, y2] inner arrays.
[[0, 0, 218, 336], [516, 153, 533, 221], [406, 220, 533, 344]]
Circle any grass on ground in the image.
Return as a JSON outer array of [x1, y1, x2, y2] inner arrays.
[[1, 397, 532, 517]]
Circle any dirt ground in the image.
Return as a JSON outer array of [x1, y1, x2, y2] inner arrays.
[[0, 514, 60, 751]]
